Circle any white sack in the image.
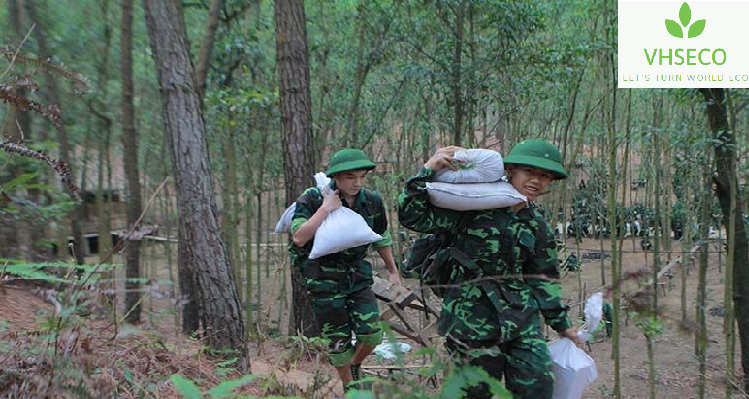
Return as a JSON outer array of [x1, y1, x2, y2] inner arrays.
[[309, 172, 382, 259], [314, 172, 332, 190], [549, 338, 598, 399], [578, 292, 604, 342], [433, 149, 504, 183], [273, 173, 330, 235], [426, 181, 527, 211], [273, 203, 297, 234]]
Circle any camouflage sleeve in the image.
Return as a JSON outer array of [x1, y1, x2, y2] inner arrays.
[[371, 192, 393, 249], [397, 166, 463, 234], [524, 215, 572, 333], [290, 187, 322, 234]]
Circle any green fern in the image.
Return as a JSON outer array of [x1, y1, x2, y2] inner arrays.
[[171, 374, 261, 399]]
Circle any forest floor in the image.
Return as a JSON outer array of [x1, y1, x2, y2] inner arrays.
[[0, 237, 745, 398]]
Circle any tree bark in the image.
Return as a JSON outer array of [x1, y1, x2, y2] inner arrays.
[[143, 0, 246, 359], [274, 0, 318, 336], [695, 157, 710, 399], [121, 0, 143, 324], [344, 7, 369, 147], [3, 0, 30, 140], [178, 228, 199, 333], [450, 0, 466, 146], [6, 0, 45, 262], [195, 0, 223, 100], [699, 88, 749, 393], [93, 0, 114, 264], [8, 0, 32, 142]]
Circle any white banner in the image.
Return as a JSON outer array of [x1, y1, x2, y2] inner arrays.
[[619, 1, 749, 88]]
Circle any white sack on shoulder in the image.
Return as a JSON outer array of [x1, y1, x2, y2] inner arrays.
[[426, 181, 527, 211], [274, 173, 331, 235], [309, 207, 382, 259], [549, 338, 598, 399], [273, 203, 297, 234], [434, 149, 504, 183], [308, 171, 381, 259], [314, 172, 332, 190]]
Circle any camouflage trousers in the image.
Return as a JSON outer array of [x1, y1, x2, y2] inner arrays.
[[304, 259, 382, 367], [445, 314, 554, 399]]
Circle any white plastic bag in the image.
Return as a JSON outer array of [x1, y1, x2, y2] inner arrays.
[[426, 181, 527, 211], [578, 292, 604, 342], [549, 338, 598, 399], [373, 338, 412, 361], [308, 172, 382, 259], [273, 203, 297, 234], [433, 149, 504, 183]]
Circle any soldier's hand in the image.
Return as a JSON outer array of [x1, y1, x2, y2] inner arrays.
[[560, 328, 585, 349], [321, 189, 342, 214], [424, 145, 466, 171], [389, 272, 403, 286]]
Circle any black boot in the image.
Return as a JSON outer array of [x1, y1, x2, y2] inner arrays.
[[350, 364, 362, 381]]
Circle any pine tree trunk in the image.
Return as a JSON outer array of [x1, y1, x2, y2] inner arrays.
[[7, 0, 44, 262], [274, 0, 318, 336], [24, 0, 85, 265], [121, 0, 143, 325], [144, 0, 246, 358], [245, 194, 253, 328]]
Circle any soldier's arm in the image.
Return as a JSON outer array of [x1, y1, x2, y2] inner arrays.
[[397, 166, 462, 233], [523, 217, 573, 334]]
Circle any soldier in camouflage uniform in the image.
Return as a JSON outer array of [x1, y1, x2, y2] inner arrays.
[[291, 148, 402, 390], [398, 140, 582, 399]]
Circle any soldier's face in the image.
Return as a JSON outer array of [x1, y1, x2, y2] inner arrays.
[[333, 170, 369, 197], [506, 165, 555, 202]]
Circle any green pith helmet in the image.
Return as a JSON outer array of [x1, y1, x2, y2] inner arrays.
[[503, 139, 568, 180], [325, 148, 376, 177]]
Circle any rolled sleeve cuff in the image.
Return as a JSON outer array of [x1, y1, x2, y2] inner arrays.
[[290, 217, 308, 234], [419, 166, 436, 179], [372, 230, 393, 249], [546, 314, 573, 334]]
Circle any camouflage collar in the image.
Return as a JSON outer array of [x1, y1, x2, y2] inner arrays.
[[513, 203, 539, 222], [329, 180, 367, 210]]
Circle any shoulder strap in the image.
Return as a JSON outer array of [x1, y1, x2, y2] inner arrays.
[[445, 211, 480, 274]]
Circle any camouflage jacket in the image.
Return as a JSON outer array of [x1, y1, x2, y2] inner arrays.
[[398, 167, 572, 342], [290, 184, 392, 282]]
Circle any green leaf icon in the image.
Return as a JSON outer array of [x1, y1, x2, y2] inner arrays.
[[665, 19, 684, 38], [688, 19, 706, 38], [679, 2, 691, 26]]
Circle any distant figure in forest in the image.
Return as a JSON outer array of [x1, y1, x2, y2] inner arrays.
[[398, 139, 583, 399], [290, 148, 402, 390]]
